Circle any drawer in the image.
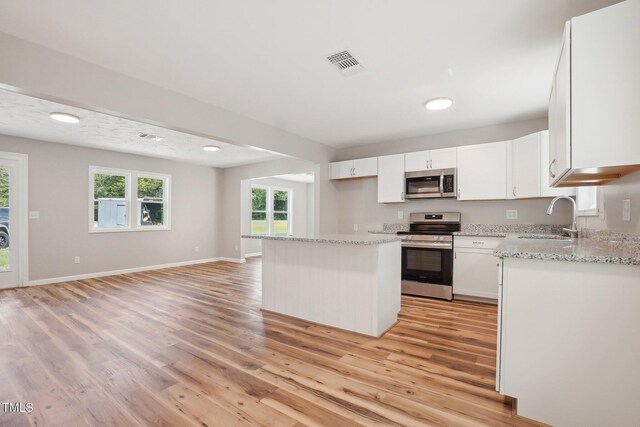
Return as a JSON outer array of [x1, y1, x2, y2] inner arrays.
[[454, 236, 504, 250]]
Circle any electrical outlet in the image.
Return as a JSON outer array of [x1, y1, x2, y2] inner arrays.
[[506, 209, 518, 220], [194, 246, 199, 253], [29, 211, 40, 219], [74, 256, 80, 264], [353, 223, 359, 232], [397, 210, 404, 220], [235, 245, 238, 251], [622, 199, 631, 221]]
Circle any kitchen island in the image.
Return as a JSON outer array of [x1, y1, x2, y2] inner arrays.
[[241, 234, 402, 337]]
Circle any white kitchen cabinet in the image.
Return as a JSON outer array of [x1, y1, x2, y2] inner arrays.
[[549, 1, 640, 187], [430, 148, 457, 169], [453, 236, 502, 300], [456, 141, 507, 200], [405, 148, 456, 172], [377, 154, 405, 203], [508, 131, 574, 199], [330, 157, 377, 180], [498, 257, 640, 426]]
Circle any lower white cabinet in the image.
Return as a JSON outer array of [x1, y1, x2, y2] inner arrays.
[[377, 154, 405, 203], [453, 236, 503, 299]]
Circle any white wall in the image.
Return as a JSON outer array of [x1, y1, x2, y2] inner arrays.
[[577, 170, 640, 233], [241, 177, 313, 256], [0, 133, 221, 281]]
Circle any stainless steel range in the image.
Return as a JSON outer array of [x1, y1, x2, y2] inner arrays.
[[397, 212, 461, 300]]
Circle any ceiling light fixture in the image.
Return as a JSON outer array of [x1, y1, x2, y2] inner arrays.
[[202, 145, 220, 152], [50, 112, 80, 123], [425, 97, 453, 111]]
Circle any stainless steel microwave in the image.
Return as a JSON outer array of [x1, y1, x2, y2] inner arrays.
[[405, 168, 457, 199]]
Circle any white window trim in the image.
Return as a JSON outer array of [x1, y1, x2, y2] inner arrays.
[[89, 166, 171, 233], [575, 186, 601, 217], [250, 184, 292, 236]]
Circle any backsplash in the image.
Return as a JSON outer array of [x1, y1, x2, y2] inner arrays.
[[580, 228, 640, 241], [460, 224, 567, 235]]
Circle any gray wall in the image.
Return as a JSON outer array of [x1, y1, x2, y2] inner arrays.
[[332, 117, 572, 232], [336, 117, 548, 160], [577, 170, 640, 233], [335, 178, 572, 233], [0, 134, 221, 281]]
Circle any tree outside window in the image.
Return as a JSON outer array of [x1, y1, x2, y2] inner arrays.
[[251, 185, 291, 236]]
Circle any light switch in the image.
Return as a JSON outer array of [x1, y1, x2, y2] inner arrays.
[[622, 199, 631, 221], [397, 210, 404, 220], [353, 223, 359, 231], [29, 211, 40, 219]]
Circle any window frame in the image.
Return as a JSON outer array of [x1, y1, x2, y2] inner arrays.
[[250, 184, 292, 236], [250, 184, 269, 236], [89, 166, 171, 233], [575, 186, 601, 217]]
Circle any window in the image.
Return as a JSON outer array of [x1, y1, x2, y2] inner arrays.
[[576, 186, 600, 217], [90, 167, 171, 232], [251, 185, 292, 236]]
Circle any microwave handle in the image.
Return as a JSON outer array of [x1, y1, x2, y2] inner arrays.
[[439, 171, 444, 196]]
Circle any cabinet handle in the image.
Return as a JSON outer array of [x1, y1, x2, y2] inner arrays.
[[430, 159, 433, 169], [401, 191, 404, 201], [549, 159, 556, 179], [512, 186, 516, 197], [457, 189, 460, 199]]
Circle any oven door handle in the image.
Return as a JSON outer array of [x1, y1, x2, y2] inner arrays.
[[402, 242, 453, 249]]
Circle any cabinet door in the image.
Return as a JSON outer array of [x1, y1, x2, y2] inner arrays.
[[548, 22, 571, 186], [457, 141, 507, 200], [330, 160, 354, 180], [430, 147, 457, 170], [453, 249, 499, 299], [377, 154, 405, 203], [353, 157, 378, 178], [540, 131, 575, 197], [404, 150, 430, 172], [512, 133, 541, 199]]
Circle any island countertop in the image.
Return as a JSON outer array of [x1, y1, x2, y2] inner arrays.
[[241, 234, 402, 245], [494, 236, 640, 265]]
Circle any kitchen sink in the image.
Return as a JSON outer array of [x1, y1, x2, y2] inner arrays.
[[517, 235, 574, 241]]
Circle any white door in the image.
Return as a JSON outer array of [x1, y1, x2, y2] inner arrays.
[[512, 133, 541, 199], [0, 153, 28, 289], [404, 150, 430, 172], [377, 154, 405, 203], [353, 157, 378, 177], [549, 23, 571, 186], [457, 142, 508, 200], [453, 249, 499, 299], [330, 160, 354, 180], [429, 148, 457, 169]]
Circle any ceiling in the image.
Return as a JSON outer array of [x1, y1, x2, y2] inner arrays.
[[0, 0, 620, 149], [0, 89, 283, 168]]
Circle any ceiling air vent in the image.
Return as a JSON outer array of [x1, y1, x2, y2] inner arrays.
[[326, 50, 364, 76]]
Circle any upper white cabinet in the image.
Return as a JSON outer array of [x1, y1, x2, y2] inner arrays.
[[549, 1, 640, 187], [509, 131, 574, 199], [405, 148, 456, 172], [330, 157, 377, 180], [457, 141, 507, 200], [377, 154, 405, 203]]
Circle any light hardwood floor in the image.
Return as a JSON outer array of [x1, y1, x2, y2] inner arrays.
[[0, 258, 542, 426]]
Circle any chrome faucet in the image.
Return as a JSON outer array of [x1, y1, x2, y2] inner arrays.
[[546, 196, 578, 238]]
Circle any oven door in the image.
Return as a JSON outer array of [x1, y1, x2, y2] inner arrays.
[[401, 243, 453, 285]]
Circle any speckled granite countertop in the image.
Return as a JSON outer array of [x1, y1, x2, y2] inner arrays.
[[241, 234, 402, 245], [454, 224, 567, 237], [495, 236, 640, 265]]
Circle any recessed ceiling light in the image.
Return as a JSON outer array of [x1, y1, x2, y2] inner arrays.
[[50, 112, 80, 123], [425, 97, 453, 111], [203, 145, 220, 152]]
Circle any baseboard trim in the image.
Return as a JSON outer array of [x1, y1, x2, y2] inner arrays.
[[27, 257, 245, 287], [244, 252, 262, 258]]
